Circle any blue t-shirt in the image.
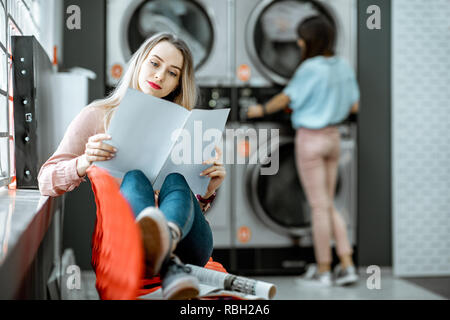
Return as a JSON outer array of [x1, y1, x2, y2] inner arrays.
[[283, 56, 359, 129]]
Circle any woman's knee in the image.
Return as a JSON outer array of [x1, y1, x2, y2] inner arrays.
[[121, 170, 153, 190], [163, 172, 189, 189], [123, 169, 147, 182], [165, 172, 186, 183]]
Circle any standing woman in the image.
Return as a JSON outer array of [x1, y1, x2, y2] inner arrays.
[[38, 33, 226, 299], [248, 15, 359, 286]]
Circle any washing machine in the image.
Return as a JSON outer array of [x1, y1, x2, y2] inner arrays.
[[234, 0, 357, 87], [106, 0, 232, 88], [229, 121, 357, 273]]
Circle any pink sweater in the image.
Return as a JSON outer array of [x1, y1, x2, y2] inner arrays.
[[38, 106, 109, 197]]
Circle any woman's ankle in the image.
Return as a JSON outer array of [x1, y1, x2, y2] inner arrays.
[[339, 254, 354, 269], [317, 263, 331, 273]]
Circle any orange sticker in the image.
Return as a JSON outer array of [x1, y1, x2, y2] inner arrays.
[[237, 64, 251, 82], [111, 64, 123, 79], [237, 226, 251, 243]]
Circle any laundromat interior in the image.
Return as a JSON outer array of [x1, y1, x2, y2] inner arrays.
[[0, 0, 449, 301]]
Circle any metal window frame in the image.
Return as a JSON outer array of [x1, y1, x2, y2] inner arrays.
[[0, 2, 9, 187], [0, 0, 33, 187]]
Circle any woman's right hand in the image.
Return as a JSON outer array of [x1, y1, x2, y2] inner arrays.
[[76, 133, 117, 177]]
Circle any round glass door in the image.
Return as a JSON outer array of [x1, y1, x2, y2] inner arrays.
[[247, 0, 322, 84], [248, 138, 343, 237], [126, 0, 213, 70]]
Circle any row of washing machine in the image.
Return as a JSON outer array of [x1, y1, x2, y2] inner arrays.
[[105, 0, 359, 274], [205, 121, 357, 274], [106, 0, 357, 88]]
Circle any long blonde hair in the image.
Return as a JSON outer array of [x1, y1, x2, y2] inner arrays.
[[88, 32, 198, 130]]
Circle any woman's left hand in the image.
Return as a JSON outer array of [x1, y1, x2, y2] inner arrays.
[[247, 104, 264, 119], [200, 146, 226, 198]]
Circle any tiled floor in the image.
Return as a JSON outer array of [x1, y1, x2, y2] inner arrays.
[[253, 267, 446, 300], [77, 267, 447, 300], [405, 277, 450, 299]]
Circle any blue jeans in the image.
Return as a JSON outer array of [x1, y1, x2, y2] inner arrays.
[[120, 170, 213, 267]]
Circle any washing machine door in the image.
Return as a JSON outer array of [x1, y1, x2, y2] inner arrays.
[[246, 0, 327, 85], [125, 0, 213, 70], [247, 136, 310, 237], [246, 136, 343, 237]]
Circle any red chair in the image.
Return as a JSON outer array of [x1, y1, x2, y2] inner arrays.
[[87, 166, 226, 300]]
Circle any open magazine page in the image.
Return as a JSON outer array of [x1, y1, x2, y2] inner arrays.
[[138, 284, 265, 300], [95, 88, 190, 182], [196, 286, 265, 300], [153, 108, 230, 195], [187, 264, 277, 300]]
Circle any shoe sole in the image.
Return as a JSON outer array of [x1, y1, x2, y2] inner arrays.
[[335, 274, 359, 286], [163, 276, 200, 300], [137, 208, 171, 276]]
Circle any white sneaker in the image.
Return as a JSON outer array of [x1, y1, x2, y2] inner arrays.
[[296, 264, 333, 288], [334, 264, 359, 286], [136, 207, 172, 276], [160, 255, 200, 300]]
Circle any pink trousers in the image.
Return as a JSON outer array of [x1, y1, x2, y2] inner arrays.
[[295, 126, 353, 264]]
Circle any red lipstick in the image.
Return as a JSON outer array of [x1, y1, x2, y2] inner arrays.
[[148, 81, 161, 90]]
